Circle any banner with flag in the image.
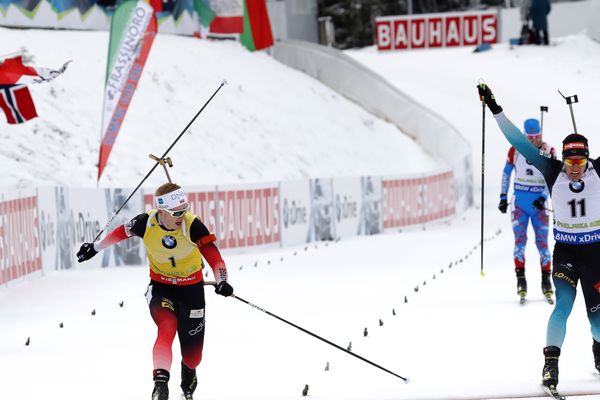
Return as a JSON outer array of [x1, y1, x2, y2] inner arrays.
[[0, 85, 37, 124], [240, 0, 274, 51], [98, 0, 157, 181]]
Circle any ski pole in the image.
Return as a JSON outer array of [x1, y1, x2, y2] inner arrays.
[[93, 80, 227, 241], [558, 90, 579, 134], [478, 79, 486, 277], [540, 106, 548, 134], [205, 282, 408, 383]]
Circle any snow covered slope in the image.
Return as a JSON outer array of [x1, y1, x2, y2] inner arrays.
[[0, 27, 438, 189]]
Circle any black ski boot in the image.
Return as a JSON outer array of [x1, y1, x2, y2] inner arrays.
[[542, 346, 560, 387], [152, 369, 170, 400], [516, 268, 527, 303], [542, 271, 554, 304], [593, 339, 600, 373], [181, 362, 198, 400]]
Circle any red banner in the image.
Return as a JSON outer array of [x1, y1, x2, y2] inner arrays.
[[376, 10, 497, 51], [383, 171, 454, 228], [217, 186, 280, 249], [0, 196, 41, 284]]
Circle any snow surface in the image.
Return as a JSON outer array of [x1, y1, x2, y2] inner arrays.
[[0, 27, 438, 189], [2, 29, 600, 400]]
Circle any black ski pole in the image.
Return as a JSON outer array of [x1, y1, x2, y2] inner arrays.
[[93, 80, 227, 241], [540, 106, 548, 134], [558, 90, 579, 133], [479, 82, 486, 277], [206, 282, 408, 382]]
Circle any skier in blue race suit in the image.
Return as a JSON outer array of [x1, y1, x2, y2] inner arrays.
[[479, 83, 600, 396], [498, 118, 555, 302]]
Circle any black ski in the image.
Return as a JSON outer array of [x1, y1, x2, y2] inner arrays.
[[541, 383, 565, 400]]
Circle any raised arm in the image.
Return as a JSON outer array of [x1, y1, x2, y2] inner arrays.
[[477, 83, 561, 186]]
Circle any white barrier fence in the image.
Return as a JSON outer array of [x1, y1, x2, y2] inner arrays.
[[0, 170, 455, 285]]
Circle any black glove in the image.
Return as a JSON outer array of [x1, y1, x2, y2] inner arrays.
[[533, 196, 546, 210], [477, 83, 503, 114], [77, 242, 98, 263], [215, 281, 234, 297], [498, 194, 508, 214]]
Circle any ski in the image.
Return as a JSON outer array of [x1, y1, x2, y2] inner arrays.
[[541, 383, 565, 400], [519, 292, 527, 305]]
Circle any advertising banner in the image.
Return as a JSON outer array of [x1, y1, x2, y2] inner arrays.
[[98, 0, 157, 180], [375, 10, 498, 51], [0, 189, 41, 284], [332, 177, 362, 239], [187, 186, 219, 236], [358, 176, 383, 236], [307, 178, 335, 242], [421, 171, 455, 223], [215, 182, 280, 249], [383, 175, 424, 229], [38, 187, 57, 274], [54, 187, 107, 270], [100, 188, 145, 267], [280, 180, 310, 247]]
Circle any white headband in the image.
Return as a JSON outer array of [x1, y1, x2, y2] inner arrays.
[[155, 188, 188, 210]]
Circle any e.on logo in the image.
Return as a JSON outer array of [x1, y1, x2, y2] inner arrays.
[[376, 11, 497, 51]]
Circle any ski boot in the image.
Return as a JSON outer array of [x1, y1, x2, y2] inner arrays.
[[541, 346, 560, 388], [516, 269, 527, 304], [181, 362, 197, 400], [152, 369, 170, 400], [542, 271, 554, 305], [593, 339, 600, 374]]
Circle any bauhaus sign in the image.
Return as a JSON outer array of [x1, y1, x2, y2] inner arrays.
[[375, 10, 498, 51]]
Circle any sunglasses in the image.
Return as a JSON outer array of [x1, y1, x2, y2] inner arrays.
[[163, 206, 189, 218], [563, 158, 588, 167]]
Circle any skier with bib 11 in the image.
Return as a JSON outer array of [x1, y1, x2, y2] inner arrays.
[[479, 83, 600, 398]]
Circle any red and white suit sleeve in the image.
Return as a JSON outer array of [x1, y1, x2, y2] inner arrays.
[[93, 225, 130, 252], [197, 234, 228, 284]]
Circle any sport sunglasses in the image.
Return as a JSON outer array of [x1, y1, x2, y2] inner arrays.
[[563, 158, 588, 167], [164, 206, 189, 218]]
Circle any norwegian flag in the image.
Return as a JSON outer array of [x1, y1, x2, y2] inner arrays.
[[0, 85, 38, 124], [0, 56, 70, 85]]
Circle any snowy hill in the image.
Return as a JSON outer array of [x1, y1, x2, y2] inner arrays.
[[0, 27, 438, 189]]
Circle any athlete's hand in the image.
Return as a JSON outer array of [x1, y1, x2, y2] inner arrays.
[[77, 242, 98, 262], [533, 196, 546, 210], [498, 194, 508, 214], [215, 281, 234, 297], [477, 83, 503, 114]]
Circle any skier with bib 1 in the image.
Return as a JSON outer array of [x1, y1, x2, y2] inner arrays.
[[76, 183, 234, 400]]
